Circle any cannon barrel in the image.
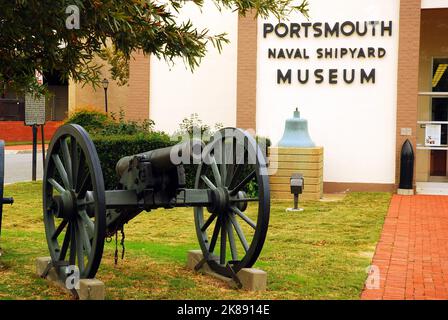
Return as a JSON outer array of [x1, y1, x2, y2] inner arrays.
[[116, 139, 204, 178]]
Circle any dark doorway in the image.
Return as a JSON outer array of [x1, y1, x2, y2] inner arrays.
[[430, 99, 448, 176], [429, 59, 448, 177], [44, 71, 69, 121]]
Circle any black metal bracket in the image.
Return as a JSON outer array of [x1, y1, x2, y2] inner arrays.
[[226, 262, 243, 289], [195, 258, 243, 289], [40, 259, 79, 300], [194, 258, 208, 272]]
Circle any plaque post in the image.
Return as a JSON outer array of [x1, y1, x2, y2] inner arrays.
[[32, 124, 38, 181], [41, 124, 46, 165]]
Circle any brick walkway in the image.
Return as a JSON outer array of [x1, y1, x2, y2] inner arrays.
[[361, 195, 448, 300]]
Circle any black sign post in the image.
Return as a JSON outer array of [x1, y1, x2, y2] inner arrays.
[[41, 124, 46, 165], [32, 124, 38, 181], [24, 94, 46, 181]]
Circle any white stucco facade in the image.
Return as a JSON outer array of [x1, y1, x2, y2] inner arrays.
[[150, 1, 238, 135], [256, 0, 401, 184]]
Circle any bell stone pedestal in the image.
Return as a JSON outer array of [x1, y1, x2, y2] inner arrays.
[[269, 147, 324, 201], [269, 108, 324, 201]]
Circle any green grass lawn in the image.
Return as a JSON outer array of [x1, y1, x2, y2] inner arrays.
[[0, 182, 391, 300]]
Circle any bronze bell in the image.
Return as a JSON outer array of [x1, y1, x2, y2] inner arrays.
[[278, 108, 315, 148]]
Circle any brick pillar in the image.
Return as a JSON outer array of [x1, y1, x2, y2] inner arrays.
[[127, 51, 150, 121], [236, 13, 258, 131], [395, 1, 421, 188]]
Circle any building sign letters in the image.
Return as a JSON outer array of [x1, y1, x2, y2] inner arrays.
[[263, 20, 393, 85]]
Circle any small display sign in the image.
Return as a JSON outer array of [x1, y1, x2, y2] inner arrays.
[[24, 94, 46, 126], [425, 124, 442, 146]]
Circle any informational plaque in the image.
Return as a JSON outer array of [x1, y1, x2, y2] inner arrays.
[[425, 124, 442, 147], [24, 94, 46, 126]]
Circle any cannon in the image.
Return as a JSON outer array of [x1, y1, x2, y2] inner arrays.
[[0, 140, 14, 251], [43, 124, 270, 279]]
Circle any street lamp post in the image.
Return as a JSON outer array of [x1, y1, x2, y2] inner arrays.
[[102, 78, 109, 113]]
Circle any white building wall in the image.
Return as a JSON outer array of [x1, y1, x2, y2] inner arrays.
[[150, 1, 238, 134], [422, 0, 448, 8], [256, 0, 400, 184]]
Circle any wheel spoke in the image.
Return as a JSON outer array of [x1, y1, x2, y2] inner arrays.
[[70, 137, 79, 187], [228, 141, 245, 187], [77, 172, 92, 198], [75, 153, 86, 192], [209, 218, 221, 253], [228, 164, 242, 189], [220, 164, 228, 187], [209, 155, 222, 187], [48, 178, 65, 194], [230, 170, 256, 196], [225, 164, 235, 188], [78, 217, 92, 256], [201, 175, 217, 190], [230, 215, 249, 253], [69, 223, 76, 265], [220, 218, 227, 265], [227, 218, 238, 261], [52, 219, 68, 240], [58, 223, 71, 261], [220, 142, 227, 187], [60, 138, 73, 188], [201, 214, 217, 232], [231, 206, 256, 229], [52, 154, 71, 190], [75, 221, 85, 274], [79, 210, 94, 238], [224, 139, 237, 186]]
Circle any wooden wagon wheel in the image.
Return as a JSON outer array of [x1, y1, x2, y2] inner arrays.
[[43, 124, 106, 279], [194, 128, 270, 277]]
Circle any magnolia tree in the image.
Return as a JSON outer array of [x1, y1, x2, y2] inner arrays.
[[0, 0, 309, 95]]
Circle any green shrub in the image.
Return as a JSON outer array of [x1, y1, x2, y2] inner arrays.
[[66, 108, 155, 136], [172, 113, 223, 141], [65, 109, 110, 133], [105, 109, 155, 135]]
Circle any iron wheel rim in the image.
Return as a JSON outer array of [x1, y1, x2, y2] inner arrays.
[[43, 124, 106, 279], [194, 128, 270, 277]]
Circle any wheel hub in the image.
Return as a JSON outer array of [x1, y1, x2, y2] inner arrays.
[[209, 187, 230, 215], [235, 191, 248, 212], [53, 190, 77, 220]]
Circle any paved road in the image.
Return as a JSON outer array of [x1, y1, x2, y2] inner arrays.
[[4, 153, 44, 184]]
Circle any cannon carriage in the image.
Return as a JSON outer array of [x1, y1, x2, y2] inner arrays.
[[43, 124, 270, 280]]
